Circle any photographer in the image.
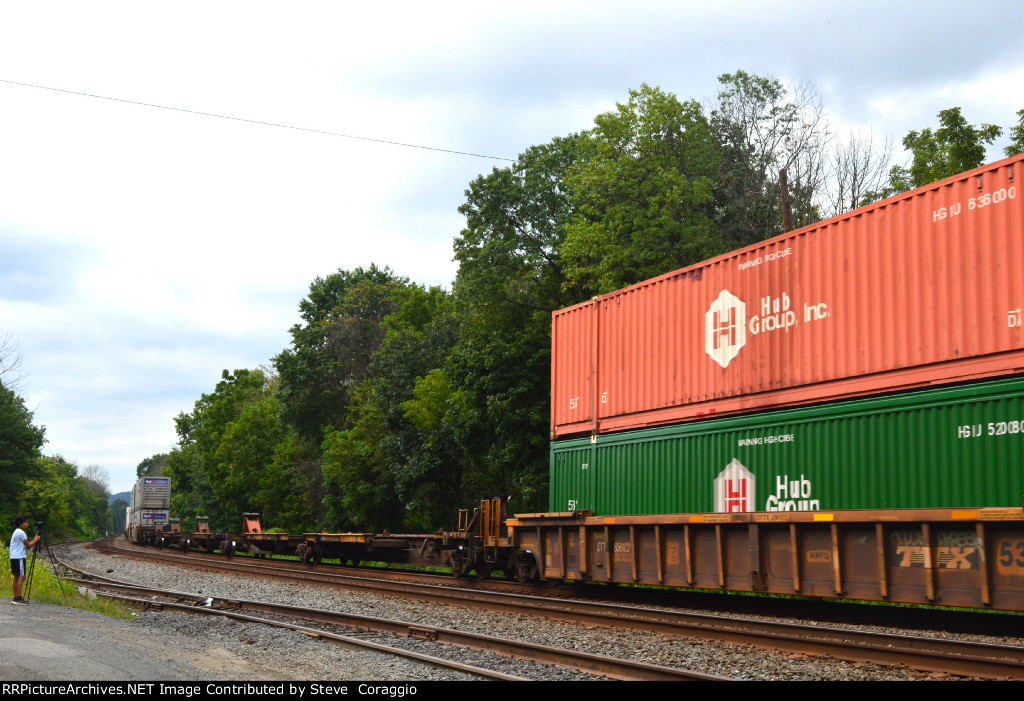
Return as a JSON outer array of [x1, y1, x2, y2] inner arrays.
[[9, 515, 41, 605]]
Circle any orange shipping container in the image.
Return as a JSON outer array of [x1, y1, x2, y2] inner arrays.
[[552, 153, 1024, 439]]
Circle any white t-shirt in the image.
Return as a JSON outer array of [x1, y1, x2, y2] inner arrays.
[[9, 527, 28, 559]]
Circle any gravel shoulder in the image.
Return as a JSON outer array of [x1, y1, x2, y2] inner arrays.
[[0, 599, 324, 681]]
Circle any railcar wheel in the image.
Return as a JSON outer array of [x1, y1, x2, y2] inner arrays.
[[512, 551, 539, 583], [473, 563, 494, 580], [449, 549, 471, 578]]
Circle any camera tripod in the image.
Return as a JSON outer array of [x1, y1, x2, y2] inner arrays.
[[22, 525, 68, 604]]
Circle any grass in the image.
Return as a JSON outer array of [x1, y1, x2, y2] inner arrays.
[[1, 545, 136, 619]]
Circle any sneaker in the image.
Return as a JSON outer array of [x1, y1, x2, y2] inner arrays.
[[11, 597, 28, 606]]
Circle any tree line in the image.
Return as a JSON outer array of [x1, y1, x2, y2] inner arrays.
[[11, 72, 1019, 538], [1, 335, 115, 541]]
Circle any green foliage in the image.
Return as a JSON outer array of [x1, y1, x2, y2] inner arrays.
[[320, 287, 469, 531], [859, 164, 913, 204], [863, 107, 1006, 203], [561, 84, 721, 294], [0, 380, 46, 524], [275, 265, 406, 441], [456, 134, 587, 310], [321, 395, 400, 531], [904, 107, 1002, 185], [136, 453, 169, 478], [18, 455, 108, 540], [266, 430, 323, 531], [442, 301, 551, 513]]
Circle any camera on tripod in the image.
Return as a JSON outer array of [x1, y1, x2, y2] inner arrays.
[[35, 521, 45, 530]]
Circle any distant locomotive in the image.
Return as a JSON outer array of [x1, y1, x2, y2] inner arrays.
[[125, 476, 171, 545]]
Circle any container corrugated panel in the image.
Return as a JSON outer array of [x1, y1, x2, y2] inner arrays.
[[134, 476, 171, 509], [551, 299, 598, 436], [549, 376, 1024, 515], [551, 153, 1024, 438]]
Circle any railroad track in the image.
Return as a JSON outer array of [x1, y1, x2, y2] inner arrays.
[[55, 544, 726, 681], [79, 539, 1024, 680]]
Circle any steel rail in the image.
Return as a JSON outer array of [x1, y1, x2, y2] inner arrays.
[[86, 539, 1024, 679], [56, 552, 726, 681], [94, 590, 526, 681]]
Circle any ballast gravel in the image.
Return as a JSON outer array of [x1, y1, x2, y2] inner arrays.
[[56, 542, 973, 681]]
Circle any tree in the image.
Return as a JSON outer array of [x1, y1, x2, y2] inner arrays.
[[0, 331, 25, 392], [321, 284, 467, 530], [19, 456, 109, 540], [0, 381, 46, 524], [904, 107, 1002, 185], [275, 265, 407, 440], [710, 71, 830, 244], [825, 130, 896, 216], [863, 107, 1004, 203], [449, 136, 592, 515], [1005, 109, 1024, 157], [455, 134, 588, 312], [80, 463, 110, 498], [451, 134, 592, 513], [136, 453, 169, 478], [321, 390, 401, 531], [561, 83, 722, 294], [213, 392, 297, 529]]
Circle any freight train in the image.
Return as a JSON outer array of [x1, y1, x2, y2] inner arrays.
[[145, 154, 1024, 612], [149, 498, 1024, 611]]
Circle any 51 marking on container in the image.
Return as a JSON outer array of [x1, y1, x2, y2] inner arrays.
[[957, 421, 1023, 439]]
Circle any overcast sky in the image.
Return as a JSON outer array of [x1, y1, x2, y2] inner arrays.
[[2, 1, 1022, 494]]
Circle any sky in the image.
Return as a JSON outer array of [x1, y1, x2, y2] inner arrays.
[[1, 1, 1022, 495]]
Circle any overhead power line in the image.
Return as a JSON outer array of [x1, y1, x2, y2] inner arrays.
[[0, 78, 515, 162]]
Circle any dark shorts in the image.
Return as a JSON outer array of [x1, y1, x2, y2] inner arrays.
[[10, 558, 25, 577]]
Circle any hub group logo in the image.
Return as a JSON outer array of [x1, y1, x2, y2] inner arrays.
[[704, 287, 831, 368], [705, 290, 746, 368], [714, 459, 754, 512]]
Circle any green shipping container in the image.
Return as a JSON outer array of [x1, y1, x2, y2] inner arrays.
[[550, 376, 1024, 515]]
